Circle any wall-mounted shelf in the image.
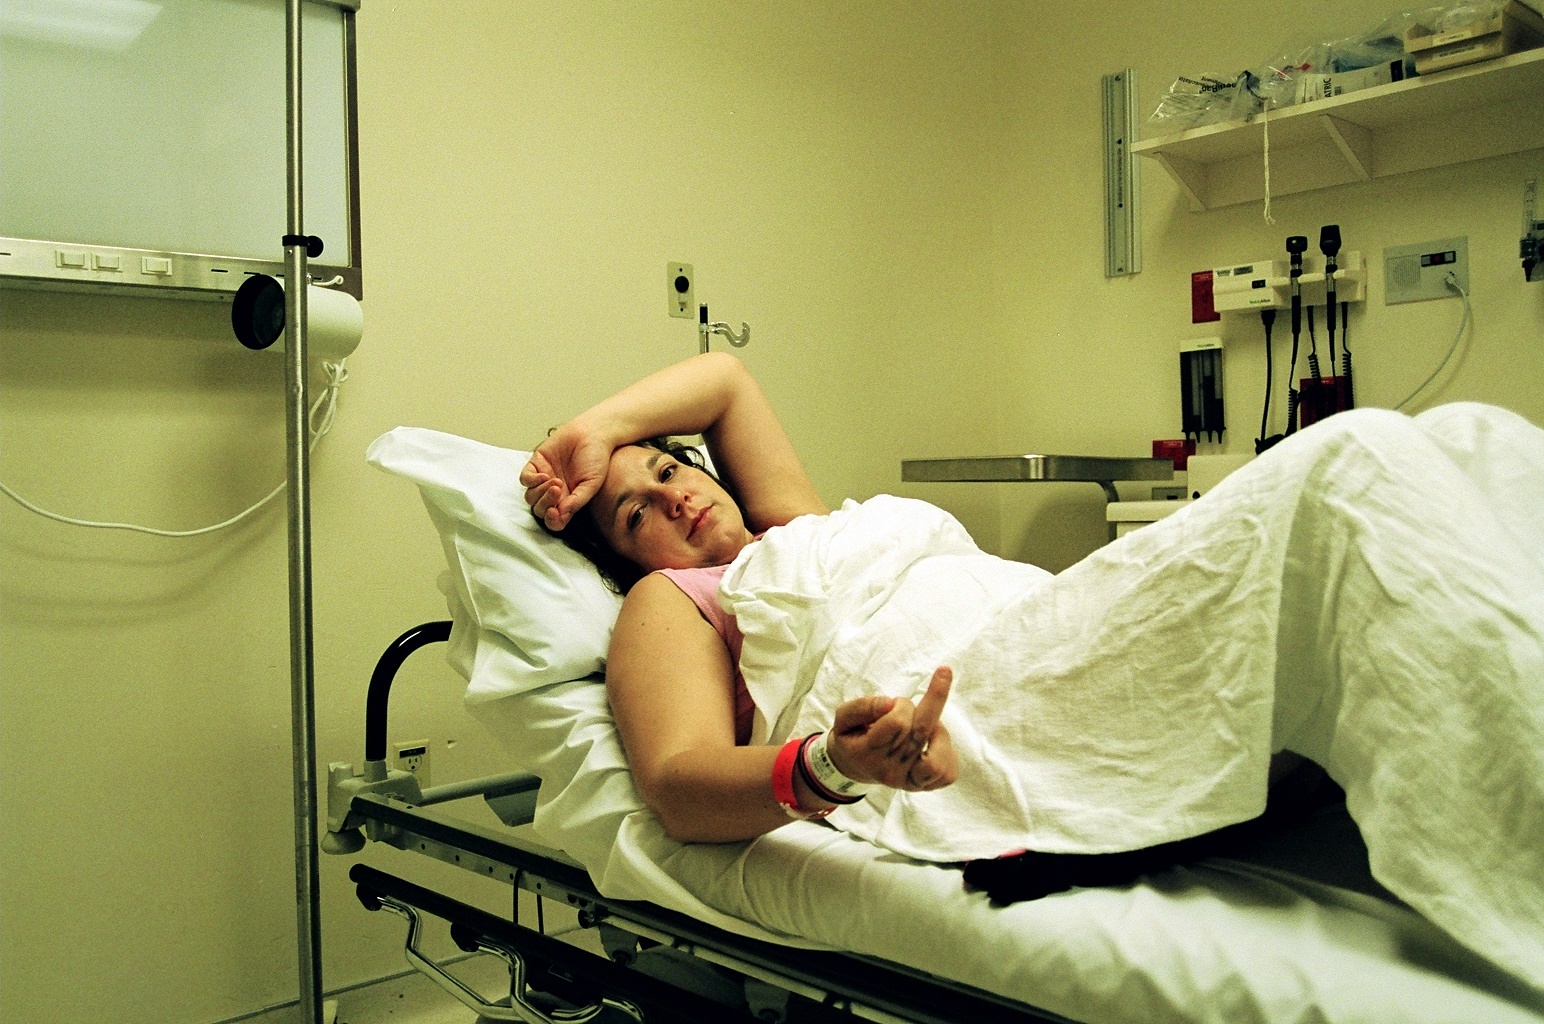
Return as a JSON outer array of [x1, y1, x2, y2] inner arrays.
[[1131, 47, 1544, 211]]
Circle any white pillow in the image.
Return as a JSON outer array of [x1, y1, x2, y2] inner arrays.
[[365, 426, 623, 701]]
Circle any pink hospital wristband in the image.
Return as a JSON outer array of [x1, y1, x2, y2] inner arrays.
[[773, 736, 831, 820]]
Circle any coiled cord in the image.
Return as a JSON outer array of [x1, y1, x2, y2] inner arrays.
[[1306, 305, 1321, 380], [1340, 301, 1354, 407]]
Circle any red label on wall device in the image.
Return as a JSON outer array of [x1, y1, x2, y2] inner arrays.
[[1153, 438, 1197, 470], [1191, 270, 1220, 323]]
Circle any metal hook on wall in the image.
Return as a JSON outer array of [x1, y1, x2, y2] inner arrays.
[[710, 320, 751, 347], [698, 305, 751, 353]]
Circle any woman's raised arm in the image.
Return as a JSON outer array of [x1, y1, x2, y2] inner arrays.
[[521, 352, 826, 533]]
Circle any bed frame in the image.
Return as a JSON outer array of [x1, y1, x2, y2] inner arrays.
[[324, 622, 1075, 1024]]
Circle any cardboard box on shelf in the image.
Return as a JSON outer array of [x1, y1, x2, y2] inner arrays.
[[1404, 0, 1544, 74]]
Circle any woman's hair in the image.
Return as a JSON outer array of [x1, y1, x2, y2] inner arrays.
[[539, 437, 742, 594]]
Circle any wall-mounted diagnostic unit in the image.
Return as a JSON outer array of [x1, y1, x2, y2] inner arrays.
[[0, 0, 362, 301], [1206, 252, 1366, 314]]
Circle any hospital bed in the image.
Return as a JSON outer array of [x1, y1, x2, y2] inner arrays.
[[328, 620, 1072, 1023], [322, 424, 1544, 1024]]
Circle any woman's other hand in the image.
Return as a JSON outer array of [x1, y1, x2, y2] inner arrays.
[[827, 667, 958, 792], [520, 420, 613, 530]]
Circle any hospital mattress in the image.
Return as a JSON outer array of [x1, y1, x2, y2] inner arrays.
[[463, 675, 1544, 1024]]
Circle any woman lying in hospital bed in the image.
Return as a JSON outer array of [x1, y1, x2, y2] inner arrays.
[[511, 352, 1544, 995], [366, 351, 1543, 1021]]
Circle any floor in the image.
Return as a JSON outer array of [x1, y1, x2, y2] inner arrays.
[[331, 955, 513, 1024], [245, 897, 605, 1024]]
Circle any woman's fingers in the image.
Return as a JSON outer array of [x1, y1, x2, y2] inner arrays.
[[873, 698, 920, 757], [827, 695, 911, 784], [848, 699, 924, 782], [524, 477, 552, 510], [521, 452, 563, 523], [906, 725, 957, 791], [833, 694, 897, 734], [910, 667, 952, 744], [886, 667, 952, 762], [826, 670, 957, 790], [524, 480, 563, 527], [527, 432, 615, 531], [521, 441, 599, 531], [560, 475, 605, 523]]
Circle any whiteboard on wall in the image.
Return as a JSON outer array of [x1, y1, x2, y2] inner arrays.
[[0, 0, 361, 300]]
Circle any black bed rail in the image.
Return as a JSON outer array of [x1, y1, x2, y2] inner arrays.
[[325, 621, 542, 854], [364, 620, 451, 762]]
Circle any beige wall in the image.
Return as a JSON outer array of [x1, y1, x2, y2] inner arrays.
[[985, 1, 1544, 569], [1, 4, 1003, 1022], [0, 3, 1540, 1022]]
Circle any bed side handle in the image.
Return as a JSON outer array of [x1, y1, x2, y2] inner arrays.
[[352, 864, 777, 1022], [352, 869, 643, 1024], [377, 896, 639, 1024], [365, 620, 452, 762], [374, 895, 636, 1023], [322, 621, 452, 853]]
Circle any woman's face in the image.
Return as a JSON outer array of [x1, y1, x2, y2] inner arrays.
[[589, 445, 753, 573]]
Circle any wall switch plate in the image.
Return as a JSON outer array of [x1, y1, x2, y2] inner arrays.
[[667, 262, 694, 318], [393, 739, 430, 788], [1384, 236, 1467, 304]]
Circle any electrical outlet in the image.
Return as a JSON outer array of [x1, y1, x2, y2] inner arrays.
[[393, 739, 430, 788], [667, 261, 694, 318], [1384, 236, 1467, 304]]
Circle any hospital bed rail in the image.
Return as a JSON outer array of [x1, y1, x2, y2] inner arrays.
[[325, 622, 1077, 1024]]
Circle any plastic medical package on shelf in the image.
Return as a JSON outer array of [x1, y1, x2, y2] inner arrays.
[[1147, 72, 1257, 134], [1146, 11, 1417, 135], [1403, 0, 1544, 74]]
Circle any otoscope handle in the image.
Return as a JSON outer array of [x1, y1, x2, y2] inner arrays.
[[1286, 235, 1308, 338]]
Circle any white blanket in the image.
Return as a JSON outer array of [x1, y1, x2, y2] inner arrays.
[[470, 679, 1544, 1024], [720, 403, 1544, 992]]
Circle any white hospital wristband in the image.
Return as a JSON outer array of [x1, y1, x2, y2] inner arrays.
[[801, 732, 872, 803]]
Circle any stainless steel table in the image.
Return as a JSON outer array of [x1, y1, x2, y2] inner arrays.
[[901, 454, 1175, 541]]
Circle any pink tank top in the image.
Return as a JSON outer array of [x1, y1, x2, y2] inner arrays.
[[655, 564, 755, 745]]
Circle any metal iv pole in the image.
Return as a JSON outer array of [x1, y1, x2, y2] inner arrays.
[[283, 0, 326, 1020]]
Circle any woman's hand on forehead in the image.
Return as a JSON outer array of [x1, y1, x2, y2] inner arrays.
[[520, 421, 614, 530]]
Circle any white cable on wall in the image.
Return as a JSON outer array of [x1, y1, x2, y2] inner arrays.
[[1395, 273, 1469, 412], [0, 360, 349, 538]]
